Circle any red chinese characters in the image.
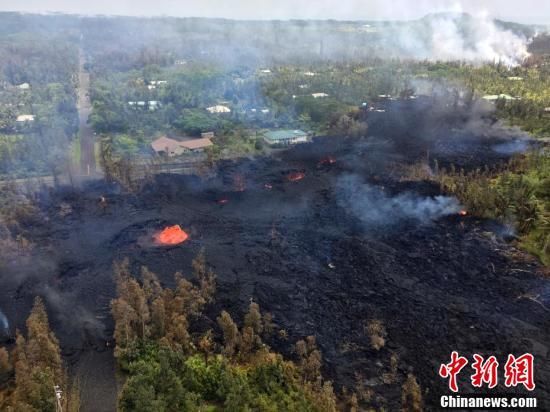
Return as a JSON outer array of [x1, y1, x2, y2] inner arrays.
[[504, 354, 535, 391], [439, 352, 535, 393], [471, 354, 499, 389], [439, 351, 469, 393]]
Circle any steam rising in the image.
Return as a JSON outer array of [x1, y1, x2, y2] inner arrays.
[[391, 12, 530, 66], [0, 309, 8, 335], [337, 175, 460, 227]]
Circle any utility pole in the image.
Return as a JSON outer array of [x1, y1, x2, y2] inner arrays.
[[54, 385, 63, 412]]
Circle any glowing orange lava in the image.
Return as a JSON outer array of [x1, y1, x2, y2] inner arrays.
[[458, 210, 468, 216], [288, 172, 305, 182], [318, 156, 336, 166], [154, 225, 189, 245]]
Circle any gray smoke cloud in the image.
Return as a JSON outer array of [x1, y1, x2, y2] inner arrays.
[[337, 175, 461, 227]]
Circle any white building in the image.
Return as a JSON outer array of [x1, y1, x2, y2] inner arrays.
[[206, 105, 231, 114], [16, 114, 35, 122], [482, 94, 517, 101], [312, 93, 329, 98]]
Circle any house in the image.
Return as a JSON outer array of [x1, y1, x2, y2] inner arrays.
[[151, 136, 187, 157], [206, 105, 231, 114], [482, 94, 516, 101], [128, 101, 146, 107], [507, 76, 523, 81], [249, 108, 270, 114], [179, 138, 213, 152], [201, 131, 215, 139], [263, 130, 309, 146], [16, 114, 35, 122], [311, 93, 329, 98], [148, 101, 160, 110], [151, 136, 213, 157], [17, 83, 30, 90], [148, 81, 168, 89], [303, 71, 316, 76], [260, 69, 272, 74]]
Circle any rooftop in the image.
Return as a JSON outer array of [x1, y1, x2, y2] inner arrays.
[[482, 94, 517, 101], [16, 114, 35, 122], [206, 105, 231, 114], [151, 136, 213, 152], [151, 136, 181, 152], [180, 137, 213, 150], [264, 129, 307, 141]]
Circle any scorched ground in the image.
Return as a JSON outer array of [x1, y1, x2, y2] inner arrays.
[[0, 97, 548, 410]]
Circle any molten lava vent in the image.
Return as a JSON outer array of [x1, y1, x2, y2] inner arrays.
[[154, 225, 189, 245], [287, 172, 305, 182], [318, 156, 336, 166]]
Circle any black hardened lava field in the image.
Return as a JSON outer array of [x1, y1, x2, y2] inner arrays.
[[1, 98, 548, 409]]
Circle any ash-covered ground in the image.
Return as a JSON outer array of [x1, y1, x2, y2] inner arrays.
[[1, 97, 548, 410]]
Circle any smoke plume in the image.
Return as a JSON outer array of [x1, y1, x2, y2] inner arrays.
[[390, 12, 530, 66], [0, 309, 8, 335], [337, 175, 461, 227]]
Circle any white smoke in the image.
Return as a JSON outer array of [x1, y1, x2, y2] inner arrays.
[[392, 9, 530, 66], [0, 309, 8, 335], [337, 175, 461, 227]]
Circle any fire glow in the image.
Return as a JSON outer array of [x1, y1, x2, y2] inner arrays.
[[154, 225, 189, 245], [458, 210, 468, 217], [318, 156, 336, 166], [287, 172, 305, 182]]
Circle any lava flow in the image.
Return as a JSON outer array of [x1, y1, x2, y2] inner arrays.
[[153, 225, 189, 245], [318, 156, 336, 167], [287, 172, 305, 182], [233, 174, 246, 192]]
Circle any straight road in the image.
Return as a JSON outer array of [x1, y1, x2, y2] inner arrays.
[[78, 49, 96, 175]]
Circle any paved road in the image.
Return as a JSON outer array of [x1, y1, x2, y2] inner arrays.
[[78, 49, 96, 175]]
